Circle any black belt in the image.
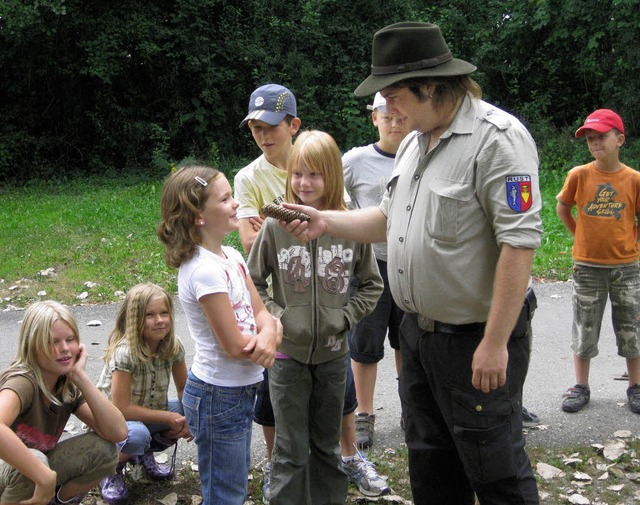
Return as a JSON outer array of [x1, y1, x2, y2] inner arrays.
[[433, 321, 485, 335]]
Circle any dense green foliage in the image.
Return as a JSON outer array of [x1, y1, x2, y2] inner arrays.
[[0, 166, 246, 308], [1, 0, 640, 180]]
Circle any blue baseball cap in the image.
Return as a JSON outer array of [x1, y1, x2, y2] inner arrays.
[[239, 84, 297, 128]]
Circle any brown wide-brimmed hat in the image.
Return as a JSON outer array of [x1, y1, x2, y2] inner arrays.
[[355, 22, 477, 97]]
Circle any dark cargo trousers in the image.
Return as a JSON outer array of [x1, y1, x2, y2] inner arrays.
[[399, 293, 539, 505]]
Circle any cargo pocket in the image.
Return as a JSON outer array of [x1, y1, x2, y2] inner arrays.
[[451, 387, 516, 484]]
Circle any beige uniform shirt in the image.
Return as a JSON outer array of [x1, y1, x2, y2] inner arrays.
[[380, 96, 542, 324]]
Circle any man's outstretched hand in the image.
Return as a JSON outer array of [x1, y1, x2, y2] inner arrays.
[[278, 203, 327, 242]]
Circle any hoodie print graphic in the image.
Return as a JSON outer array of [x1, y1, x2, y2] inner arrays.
[[280, 243, 353, 295]]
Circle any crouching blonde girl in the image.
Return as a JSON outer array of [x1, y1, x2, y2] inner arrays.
[[0, 301, 127, 505]]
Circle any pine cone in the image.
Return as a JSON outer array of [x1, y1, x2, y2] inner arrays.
[[261, 203, 310, 223]]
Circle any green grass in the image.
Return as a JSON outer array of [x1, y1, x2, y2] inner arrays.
[[532, 167, 574, 280], [0, 167, 572, 309], [0, 171, 243, 308]]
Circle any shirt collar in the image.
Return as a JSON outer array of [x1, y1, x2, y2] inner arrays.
[[416, 94, 477, 152]]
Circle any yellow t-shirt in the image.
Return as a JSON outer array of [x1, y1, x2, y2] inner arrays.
[[233, 155, 287, 220]]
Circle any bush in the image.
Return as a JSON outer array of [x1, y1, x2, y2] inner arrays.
[[2, 1, 639, 182]]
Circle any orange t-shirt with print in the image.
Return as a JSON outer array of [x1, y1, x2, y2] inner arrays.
[[557, 162, 640, 265]]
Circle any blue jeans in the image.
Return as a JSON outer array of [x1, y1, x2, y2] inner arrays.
[[182, 370, 258, 505], [122, 398, 184, 456]]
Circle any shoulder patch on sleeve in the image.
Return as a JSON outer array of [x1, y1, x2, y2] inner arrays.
[[506, 175, 533, 212]]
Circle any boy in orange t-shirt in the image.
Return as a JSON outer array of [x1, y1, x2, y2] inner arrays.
[[556, 109, 640, 414]]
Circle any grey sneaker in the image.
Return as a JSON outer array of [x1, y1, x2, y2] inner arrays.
[[562, 384, 590, 413], [262, 461, 271, 504], [521, 406, 540, 427], [627, 384, 640, 414], [355, 412, 375, 449], [342, 449, 390, 497]]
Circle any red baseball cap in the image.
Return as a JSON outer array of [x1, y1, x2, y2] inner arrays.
[[575, 109, 625, 138]]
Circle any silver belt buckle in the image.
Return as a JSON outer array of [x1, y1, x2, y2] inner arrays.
[[417, 315, 435, 332]]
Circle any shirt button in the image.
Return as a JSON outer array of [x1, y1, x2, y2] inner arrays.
[[406, 205, 411, 211], [475, 405, 483, 412], [398, 269, 404, 274], [404, 299, 410, 304], [399, 237, 404, 243], [414, 174, 420, 180]]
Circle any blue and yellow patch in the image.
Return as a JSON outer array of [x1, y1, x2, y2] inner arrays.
[[505, 175, 533, 212]]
